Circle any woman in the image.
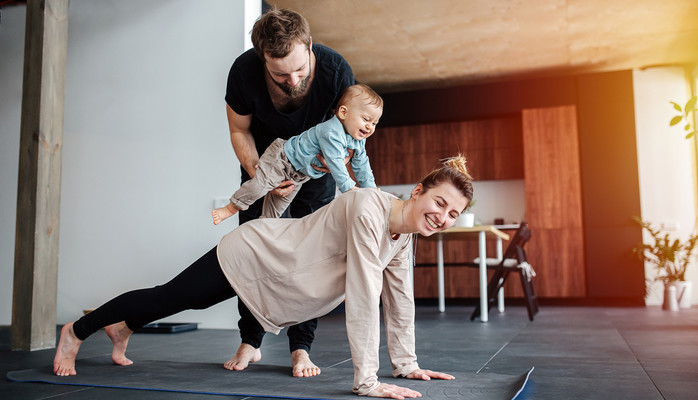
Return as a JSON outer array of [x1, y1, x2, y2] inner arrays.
[[53, 155, 473, 398]]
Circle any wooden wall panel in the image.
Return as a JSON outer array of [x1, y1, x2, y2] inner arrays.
[[521, 106, 583, 229], [367, 116, 523, 185], [522, 106, 586, 297], [525, 228, 586, 297]]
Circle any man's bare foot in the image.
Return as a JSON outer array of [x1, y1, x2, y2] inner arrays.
[[212, 203, 238, 225], [223, 343, 262, 371], [292, 349, 321, 377], [105, 321, 134, 366], [53, 322, 82, 376]]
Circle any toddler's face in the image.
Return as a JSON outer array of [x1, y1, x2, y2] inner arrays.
[[338, 100, 383, 141]]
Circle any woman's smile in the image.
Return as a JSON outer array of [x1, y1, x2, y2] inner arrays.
[[425, 215, 442, 230]]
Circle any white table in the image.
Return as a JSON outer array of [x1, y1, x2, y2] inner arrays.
[[422, 225, 510, 322]]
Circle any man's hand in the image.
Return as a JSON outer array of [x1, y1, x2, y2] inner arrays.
[[249, 164, 294, 196], [367, 383, 421, 399], [405, 369, 455, 381], [311, 149, 355, 173], [270, 180, 295, 197]]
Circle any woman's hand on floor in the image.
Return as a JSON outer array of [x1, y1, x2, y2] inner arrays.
[[405, 369, 455, 381], [367, 382, 421, 399]]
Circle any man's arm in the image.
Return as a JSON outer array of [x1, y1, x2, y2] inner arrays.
[[226, 104, 258, 178], [226, 104, 295, 196]]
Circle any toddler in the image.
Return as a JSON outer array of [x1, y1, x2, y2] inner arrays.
[[212, 83, 382, 224]]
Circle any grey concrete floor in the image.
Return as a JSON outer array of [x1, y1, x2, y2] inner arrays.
[[2, 305, 698, 399]]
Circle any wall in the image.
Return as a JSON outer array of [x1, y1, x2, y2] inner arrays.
[[576, 71, 645, 303], [634, 67, 698, 305], [0, 0, 258, 329], [0, 3, 24, 330], [378, 76, 577, 128]]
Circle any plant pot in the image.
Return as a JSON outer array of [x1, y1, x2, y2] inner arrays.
[[663, 281, 693, 310]]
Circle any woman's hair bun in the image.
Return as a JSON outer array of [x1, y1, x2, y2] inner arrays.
[[443, 154, 472, 180]]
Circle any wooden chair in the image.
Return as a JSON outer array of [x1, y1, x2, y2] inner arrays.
[[466, 222, 539, 321]]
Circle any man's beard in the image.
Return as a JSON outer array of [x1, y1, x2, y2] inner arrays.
[[272, 73, 311, 98]]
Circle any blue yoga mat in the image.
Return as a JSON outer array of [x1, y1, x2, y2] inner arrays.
[[7, 356, 533, 400]]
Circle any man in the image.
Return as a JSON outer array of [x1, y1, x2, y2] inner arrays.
[[223, 8, 354, 377]]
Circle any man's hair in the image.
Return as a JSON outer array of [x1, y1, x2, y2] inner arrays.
[[251, 8, 312, 60], [337, 84, 384, 110]]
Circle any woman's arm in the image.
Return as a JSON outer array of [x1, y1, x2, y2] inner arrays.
[[345, 198, 451, 398], [381, 238, 419, 377], [345, 214, 384, 395], [382, 237, 456, 385]]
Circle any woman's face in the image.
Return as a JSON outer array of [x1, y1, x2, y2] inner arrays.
[[410, 182, 469, 236]]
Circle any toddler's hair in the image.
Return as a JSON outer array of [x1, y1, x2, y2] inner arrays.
[[337, 84, 383, 110]]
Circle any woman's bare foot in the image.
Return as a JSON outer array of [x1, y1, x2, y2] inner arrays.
[[53, 322, 82, 376], [212, 203, 238, 225], [292, 349, 321, 377], [223, 343, 262, 371], [105, 321, 134, 366]]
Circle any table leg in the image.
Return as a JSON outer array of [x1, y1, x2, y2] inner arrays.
[[496, 237, 505, 313], [437, 233, 445, 312], [479, 230, 488, 322]]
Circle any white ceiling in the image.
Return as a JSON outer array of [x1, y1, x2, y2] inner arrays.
[[269, 0, 698, 92]]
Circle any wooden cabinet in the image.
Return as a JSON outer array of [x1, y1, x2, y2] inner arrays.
[[368, 108, 587, 299], [521, 105, 586, 297], [367, 116, 523, 184]]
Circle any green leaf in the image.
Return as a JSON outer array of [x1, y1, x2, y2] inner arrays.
[[685, 124, 691, 131], [686, 131, 695, 139], [670, 115, 683, 126], [671, 101, 682, 112], [685, 96, 697, 112]]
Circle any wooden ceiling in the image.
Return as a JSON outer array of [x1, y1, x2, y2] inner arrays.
[[269, 0, 698, 92]]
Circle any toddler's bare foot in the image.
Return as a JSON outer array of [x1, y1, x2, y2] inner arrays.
[[105, 321, 134, 366], [292, 349, 321, 377], [53, 322, 82, 376], [223, 343, 262, 371], [212, 203, 237, 225]]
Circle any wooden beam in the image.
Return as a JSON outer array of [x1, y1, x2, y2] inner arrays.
[[12, 0, 69, 351]]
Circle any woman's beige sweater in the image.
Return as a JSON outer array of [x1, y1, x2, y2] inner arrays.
[[217, 189, 419, 395]]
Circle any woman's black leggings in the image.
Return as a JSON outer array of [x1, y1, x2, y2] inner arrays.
[[72, 246, 236, 341]]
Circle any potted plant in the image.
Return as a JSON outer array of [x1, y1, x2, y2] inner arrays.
[[669, 96, 696, 139], [633, 217, 698, 309]]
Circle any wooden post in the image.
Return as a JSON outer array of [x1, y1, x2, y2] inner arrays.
[[12, 0, 69, 351]]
